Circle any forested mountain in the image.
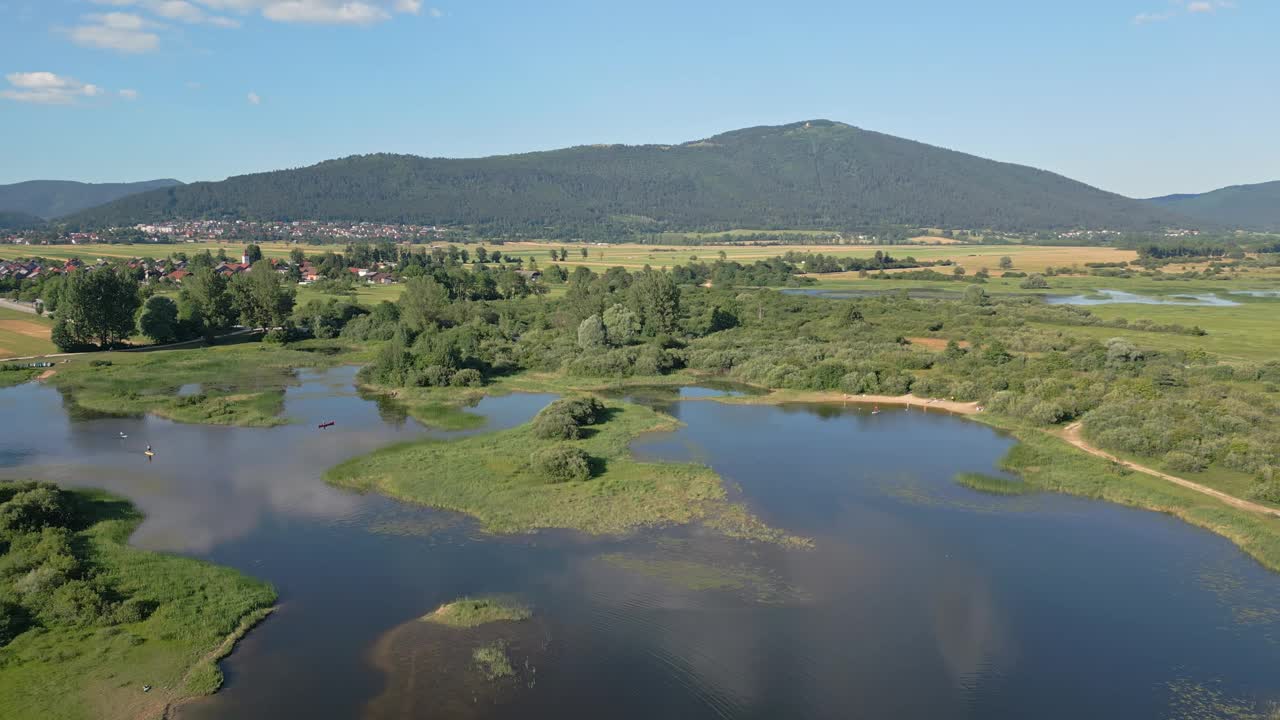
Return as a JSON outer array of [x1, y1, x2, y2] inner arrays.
[[1145, 181, 1280, 230], [67, 121, 1189, 236], [0, 179, 182, 220], [0, 211, 45, 230]]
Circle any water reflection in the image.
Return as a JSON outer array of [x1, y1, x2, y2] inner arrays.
[[3, 372, 1280, 718], [1045, 289, 1240, 306]]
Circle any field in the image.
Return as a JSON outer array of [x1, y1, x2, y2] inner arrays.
[[0, 306, 55, 359], [499, 241, 1139, 274], [0, 240, 299, 263], [3, 238, 1134, 274]]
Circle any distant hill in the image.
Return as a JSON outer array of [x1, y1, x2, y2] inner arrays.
[[0, 211, 45, 230], [1145, 181, 1280, 231], [66, 121, 1191, 236], [0, 179, 183, 220]]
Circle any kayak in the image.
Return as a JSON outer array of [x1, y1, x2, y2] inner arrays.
[[144, 451, 155, 458]]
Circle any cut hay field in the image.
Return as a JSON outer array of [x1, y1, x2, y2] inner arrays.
[[0, 240, 300, 263], [0, 306, 55, 358], [498, 241, 1137, 273]]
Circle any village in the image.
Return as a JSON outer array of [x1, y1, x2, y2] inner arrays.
[[0, 250, 400, 297]]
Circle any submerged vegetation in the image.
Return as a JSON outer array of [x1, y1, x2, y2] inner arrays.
[[422, 597, 531, 628], [954, 472, 1035, 496], [472, 641, 516, 681], [0, 482, 276, 720]]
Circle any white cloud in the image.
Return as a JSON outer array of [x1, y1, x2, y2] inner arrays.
[[119, 88, 140, 99], [1134, 0, 1237, 24], [247, 91, 261, 104], [68, 12, 161, 52], [428, 6, 441, 17], [194, 0, 423, 25], [186, 80, 203, 89], [1, 72, 106, 105], [261, 1, 389, 24]]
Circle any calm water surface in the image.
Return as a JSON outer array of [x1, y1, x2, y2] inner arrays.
[[1, 367, 1278, 718]]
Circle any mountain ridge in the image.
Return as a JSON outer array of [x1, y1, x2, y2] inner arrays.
[[64, 121, 1196, 236], [0, 179, 184, 220], [1144, 180, 1280, 230]]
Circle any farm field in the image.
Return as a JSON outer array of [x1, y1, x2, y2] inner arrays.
[[0, 306, 55, 358]]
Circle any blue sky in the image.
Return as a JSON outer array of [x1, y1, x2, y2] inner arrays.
[[0, 0, 1275, 197]]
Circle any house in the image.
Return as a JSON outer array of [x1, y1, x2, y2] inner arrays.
[[167, 269, 191, 283], [367, 273, 395, 285], [515, 269, 542, 282]]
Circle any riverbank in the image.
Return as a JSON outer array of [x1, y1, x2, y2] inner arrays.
[[0, 484, 276, 720], [978, 417, 1280, 573], [326, 397, 809, 547]]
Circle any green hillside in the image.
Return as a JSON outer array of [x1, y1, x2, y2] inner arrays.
[[0, 179, 182, 220], [66, 121, 1189, 236], [1146, 180, 1280, 230]]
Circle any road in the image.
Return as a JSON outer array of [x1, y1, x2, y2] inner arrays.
[[0, 298, 38, 315], [1061, 422, 1280, 519]]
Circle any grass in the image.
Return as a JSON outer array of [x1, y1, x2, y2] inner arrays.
[[421, 597, 531, 628], [982, 416, 1280, 574], [0, 487, 276, 720], [471, 641, 515, 681], [48, 339, 364, 427], [326, 397, 808, 546], [0, 307, 55, 359], [954, 472, 1034, 496]]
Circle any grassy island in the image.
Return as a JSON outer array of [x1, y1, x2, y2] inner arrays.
[[421, 597, 531, 628], [47, 340, 364, 427], [327, 396, 808, 546], [0, 481, 276, 720]]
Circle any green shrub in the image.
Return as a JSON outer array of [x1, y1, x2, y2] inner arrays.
[[450, 368, 484, 387], [530, 445, 592, 483], [532, 411, 580, 440]]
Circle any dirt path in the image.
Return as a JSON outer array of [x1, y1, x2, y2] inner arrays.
[[0, 298, 37, 315], [1060, 422, 1280, 519], [781, 392, 982, 415]]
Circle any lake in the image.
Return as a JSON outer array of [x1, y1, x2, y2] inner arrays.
[[2, 367, 1278, 719], [1044, 289, 1241, 306]]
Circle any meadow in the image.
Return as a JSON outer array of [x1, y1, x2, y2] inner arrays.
[[0, 485, 276, 720], [0, 306, 54, 359]]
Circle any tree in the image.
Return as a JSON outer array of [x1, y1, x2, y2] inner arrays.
[[56, 268, 140, 349], [137, 295, 179, 344], [230, 260, 296, 329], [963, 285, 989, 306], [601, 304, 639, 346], [244, 244, 263, 264], [475, 247, 488, 264], [290, 247, 306, 265], [179, 268, 235, 340], [577, 314, 606, 350], [579, 247, 588, 259], [1019, 274, 1049, 289], [999, 256, 1013, 270], [627, 268, 681, 336], [398, 276, 451, 332]]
